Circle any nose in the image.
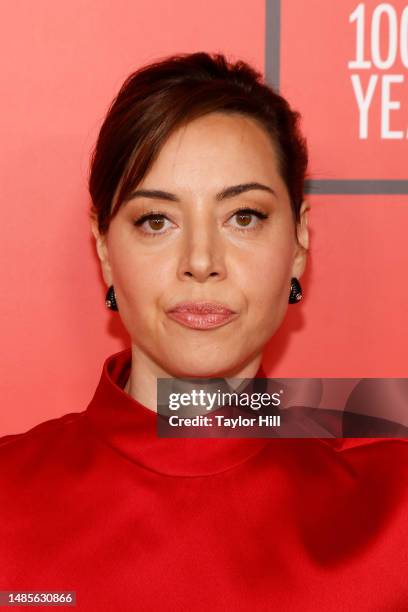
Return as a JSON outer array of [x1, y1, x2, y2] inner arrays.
[[177, 218, 227, 283]]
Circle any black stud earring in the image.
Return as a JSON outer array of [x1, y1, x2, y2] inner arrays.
[[289, 277, 303, 304], [105, 285, 118, 311]]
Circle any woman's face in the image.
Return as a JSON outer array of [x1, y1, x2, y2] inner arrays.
[[92, 112, 309, 377]]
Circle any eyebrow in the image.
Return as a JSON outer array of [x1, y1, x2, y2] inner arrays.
[[125, 182, 277, 203]]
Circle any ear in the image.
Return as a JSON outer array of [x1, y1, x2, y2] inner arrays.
[[90, 214, 113, 287], [291, 200, 310, 279]]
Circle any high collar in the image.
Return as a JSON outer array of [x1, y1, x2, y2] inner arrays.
[[85, 348, 271, 477]]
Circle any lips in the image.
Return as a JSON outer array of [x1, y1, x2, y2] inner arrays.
[[167, 302, 239, 330], [168, 302, 236, 315]]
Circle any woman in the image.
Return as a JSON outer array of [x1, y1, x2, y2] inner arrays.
[[1, 52, 407, 611]]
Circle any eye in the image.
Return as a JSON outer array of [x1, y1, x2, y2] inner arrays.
[[133, 207, 269, 236], [227, 207, 269, 231], [133, 212, 174, 236]]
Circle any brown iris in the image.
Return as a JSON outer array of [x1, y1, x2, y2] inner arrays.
[[235, 212, 252, 226], [148, 216, 165, 230]]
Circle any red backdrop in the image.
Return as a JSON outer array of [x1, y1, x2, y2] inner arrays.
[[1, 0, 407, 435]]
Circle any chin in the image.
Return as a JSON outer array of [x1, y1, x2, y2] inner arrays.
[[163, 355, 242, 379]]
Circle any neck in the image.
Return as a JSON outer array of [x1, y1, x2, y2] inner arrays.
[[124, 344, 264, 412]]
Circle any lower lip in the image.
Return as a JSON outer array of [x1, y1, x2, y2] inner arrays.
[[167, 311, 239, 330]]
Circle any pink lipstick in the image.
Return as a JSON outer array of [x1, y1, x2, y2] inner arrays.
[[166, 302, 239, 330]]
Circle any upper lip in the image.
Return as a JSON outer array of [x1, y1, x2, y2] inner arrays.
[[167, 301, 237, 314]]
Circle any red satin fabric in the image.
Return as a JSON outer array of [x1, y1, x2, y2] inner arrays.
[[1, 348, 407, 610]]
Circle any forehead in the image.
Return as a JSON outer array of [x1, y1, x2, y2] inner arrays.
[[140, 112, 283, 193]]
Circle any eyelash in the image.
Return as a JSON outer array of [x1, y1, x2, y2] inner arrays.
[[133, 207, 269, 237]]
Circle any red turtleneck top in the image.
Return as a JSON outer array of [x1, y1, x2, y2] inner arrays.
[[1, 348, 407, 610]]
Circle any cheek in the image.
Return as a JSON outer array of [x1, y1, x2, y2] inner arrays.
[[236, 236, 294, 309], [111, 244, 173, 307]]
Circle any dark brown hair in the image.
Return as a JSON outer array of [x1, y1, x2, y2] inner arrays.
[[88, 52, 308, 235]]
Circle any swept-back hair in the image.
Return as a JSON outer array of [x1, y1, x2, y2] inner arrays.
[[89, 52, 308, 235]]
